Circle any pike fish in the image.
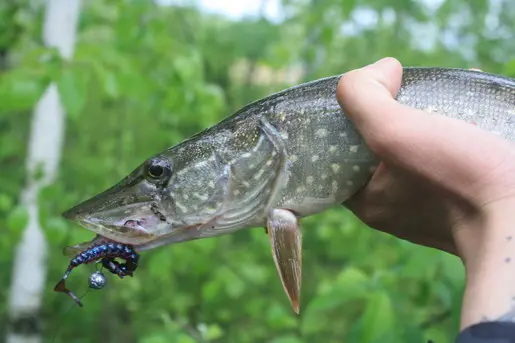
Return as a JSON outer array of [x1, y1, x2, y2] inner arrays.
[[62, 67, 515, 313]]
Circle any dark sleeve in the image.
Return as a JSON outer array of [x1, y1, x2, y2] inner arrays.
[[454, 322, 515, 342]]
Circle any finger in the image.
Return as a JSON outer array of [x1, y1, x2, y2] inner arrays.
[[337, 58, 515, 202]]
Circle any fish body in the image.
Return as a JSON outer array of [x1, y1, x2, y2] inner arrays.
[[62, 67, 515, 312], [63, 67, 515, 249]]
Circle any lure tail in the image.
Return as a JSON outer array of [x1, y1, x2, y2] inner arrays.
[[54, 268, 83, 307]]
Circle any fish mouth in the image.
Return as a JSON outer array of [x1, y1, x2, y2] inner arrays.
[[62, 200, 163, 249], [62, 195, 224, 254]]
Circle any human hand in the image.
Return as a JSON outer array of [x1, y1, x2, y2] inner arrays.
[[337, 58, 515, 329], [337, 57, 515, 260]]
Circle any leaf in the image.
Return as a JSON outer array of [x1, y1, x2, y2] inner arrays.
[[400, 248, 440, 280], [433, 280, 453, 308], [202, 324, 224, 340], [202, 279, 223, 302], [41, 216, 68, 244], [103, 71, 120, 98], [148, 248, 174, 280], [439, 253, 465, 288], [302, 267, 370, 334], [335, 266, 371, 296], [7, 205, 29, 236], [266, 303, 298, 329], [424, 327, 451, 343], [91, 61, 120, 99], [177, 336, 197, 343], [173, 53, 201, 84], [56, 65, 89, 118], [357, 291, 397, 343], [0, 193, 13, 211], [504, 59, 515, 77], [310, 266, 370, 310], [140, 334, 171, 343], [0, 68, 48, 114], [270, 335, 302, 343]]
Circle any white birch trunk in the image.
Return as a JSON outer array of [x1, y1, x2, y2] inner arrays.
[[6, 1, 81, 342]]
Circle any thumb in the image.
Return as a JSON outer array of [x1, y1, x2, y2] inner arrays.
[[337, 57, 404, 137]]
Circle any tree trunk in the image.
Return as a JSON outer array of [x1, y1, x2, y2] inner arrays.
[[6, 1, 81, 343]]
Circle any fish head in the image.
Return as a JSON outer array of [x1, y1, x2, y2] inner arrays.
[[62, 140, 233, 252]]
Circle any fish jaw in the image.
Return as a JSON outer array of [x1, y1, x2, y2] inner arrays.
[[63, 200, 170, 244], [76, 214, 157, 245]]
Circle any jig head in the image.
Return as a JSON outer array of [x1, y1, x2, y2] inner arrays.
[[88, 271, 107, 290], [54, 241, 140, 307]]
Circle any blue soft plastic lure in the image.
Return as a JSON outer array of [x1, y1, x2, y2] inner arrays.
[[54, 240, 140, 307]]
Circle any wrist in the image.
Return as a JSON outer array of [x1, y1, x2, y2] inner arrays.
[[456, 199, 515, 330]]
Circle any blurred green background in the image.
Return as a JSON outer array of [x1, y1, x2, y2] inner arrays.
[[1, 0, 514, 342]]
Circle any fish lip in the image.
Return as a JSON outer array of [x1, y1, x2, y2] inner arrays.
[[78, 217, 156, 245], [61, 201, 152, 221]]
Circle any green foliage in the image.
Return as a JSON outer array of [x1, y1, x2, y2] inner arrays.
[[0, 0, 513, 342]]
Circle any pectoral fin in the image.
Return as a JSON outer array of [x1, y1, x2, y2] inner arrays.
[[267, 208, 302, 314]]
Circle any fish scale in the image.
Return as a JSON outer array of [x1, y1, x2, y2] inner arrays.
[[61, 67, 515, 312]]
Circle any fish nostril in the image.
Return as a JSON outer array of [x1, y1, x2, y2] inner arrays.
[[62, 201, 92, 221], [62, 207, 79, 220]]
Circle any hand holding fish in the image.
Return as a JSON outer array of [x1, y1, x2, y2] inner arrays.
[[338, 57, 515, 331]]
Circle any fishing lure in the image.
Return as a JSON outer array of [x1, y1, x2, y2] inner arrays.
[[54, 240, 140, 307]]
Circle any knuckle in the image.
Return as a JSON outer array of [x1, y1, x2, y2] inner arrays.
[[338, 69, 366, 101]]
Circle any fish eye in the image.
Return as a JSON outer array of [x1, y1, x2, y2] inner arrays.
[[148, 164, 164, 178], [145, 157, 172, 182]]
